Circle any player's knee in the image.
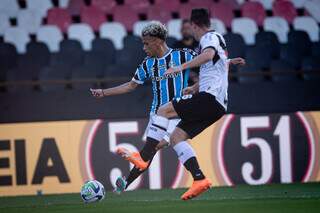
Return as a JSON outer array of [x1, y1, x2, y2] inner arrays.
[[170, 134, 179, 146]]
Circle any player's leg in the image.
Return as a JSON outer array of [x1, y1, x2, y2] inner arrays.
[[170, 92, 225, 200], [114, 117, 155, 193], [116, 105, 177, 171], [114, 157, 154, 193], [136, 103, 178, 167]]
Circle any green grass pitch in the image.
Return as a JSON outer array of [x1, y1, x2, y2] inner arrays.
[[1, 183, 320, 213]]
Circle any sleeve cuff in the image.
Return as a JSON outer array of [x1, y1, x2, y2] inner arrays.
[[132, 78, 144, 84]]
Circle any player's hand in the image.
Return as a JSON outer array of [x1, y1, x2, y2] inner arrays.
[[183, 86, 195, 95], [90, 88, 104, 98], [164, 65, 183, 75], [230, 57, 246, 66]]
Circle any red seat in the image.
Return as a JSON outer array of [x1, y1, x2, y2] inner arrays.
[[189, 0, 214, 9], [241, 1, 266, 26], [67, 0, 85, 16], [113, 5, 139, 32], [211, 2, 234, 28], [81, 6, 106, 31], [272, 0, 297, 24], [179, 3, 197, 19], [148, 6, 172, 23], [47, 8, 71, 33], [153, 0, 180, 13], [223, 0, 241, 10], [91, 0, 116, 13], [125, 0, 150, 14]]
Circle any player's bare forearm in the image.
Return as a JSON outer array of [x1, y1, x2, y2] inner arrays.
[[165, 48, 215, 75], [90, 81, 138, 98], [102, 81, 137, 96]]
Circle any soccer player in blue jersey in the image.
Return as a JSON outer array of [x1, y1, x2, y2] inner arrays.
[[90, 21, 245, 193], [118, 8, 246, 200], [90, 21, 198, 192]]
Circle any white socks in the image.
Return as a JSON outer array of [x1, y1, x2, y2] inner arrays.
[[173, 141, 196, 164]]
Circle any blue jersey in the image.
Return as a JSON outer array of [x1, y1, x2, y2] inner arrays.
[[132, 48, 197, 114]]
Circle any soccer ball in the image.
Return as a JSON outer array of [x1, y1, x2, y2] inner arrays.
[[80, 180, 106, 203]]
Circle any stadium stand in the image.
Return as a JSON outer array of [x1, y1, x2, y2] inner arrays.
[[50, 39, 84, 69], [0, 0, 320, 125], [263, 17, 289, 43], [0, 0, 19, 18], [153, 0, 180, 13], [304, 0, 320, 23], [210, 2, 234, 28], [272, 0, 297, 24], [0, 42, 17, 83], [113, 5, 139, 32], [224, 32, 246, 58], [291, 0, 308, 8], [58, 0, 70, 8], [255, 31, 280, 59], [47, 8, 72, 33], [288, 30, 312, 58], [0, 13, 10, 36], [0, 0, 319, 95], [232, 17, 258, 45], [67, 24, 95, 51], [280, 43, 303, 70], [127, 0, 150, 14], [133, 21, 151, 37], [148, 6, 173, 23], [26, 0, 53, 18], [245, 45, 272, 70], [211, 18, 227, 35], [100, 22, 127, 50], [17, 9, 43, 34], [36, 25, 63, 52], [167, 19, 182, 40], [80, 5, 106, 32], [251, 0, 274, 10], [293, 16, 319, 42], [91, 0, 116, 13], [4, 27, 30, 54], [67, 0, 86, 16], [241, 1, 266, 27]]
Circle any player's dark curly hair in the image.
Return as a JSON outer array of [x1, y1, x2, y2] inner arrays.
[[190, 8, 211, 28], [141, 21, 168, 41]]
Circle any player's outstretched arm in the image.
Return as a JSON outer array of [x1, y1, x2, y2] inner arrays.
[[165, 48, 215, 75], [90, 80, 139, 98]]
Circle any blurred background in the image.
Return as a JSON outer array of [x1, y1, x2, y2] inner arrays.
[[0, 0, 320, 198]]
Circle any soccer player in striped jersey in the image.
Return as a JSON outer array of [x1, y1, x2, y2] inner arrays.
[[90, 21, 245, 193], [90, 21, 197, 192], [113, 9, 246, 200]]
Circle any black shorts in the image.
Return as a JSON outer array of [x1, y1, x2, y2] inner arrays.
[[172, 92, 226, 139]]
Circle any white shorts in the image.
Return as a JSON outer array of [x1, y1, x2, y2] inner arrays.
[[142, 115, 180, 144]]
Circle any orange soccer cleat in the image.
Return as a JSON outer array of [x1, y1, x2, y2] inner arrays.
[[116, 147, 149, 171], [181, 178, 212, 200]]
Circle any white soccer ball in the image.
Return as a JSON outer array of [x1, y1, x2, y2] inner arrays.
[[80, 180, 106, 203]]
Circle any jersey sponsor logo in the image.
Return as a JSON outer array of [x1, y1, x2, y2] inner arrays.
[[151, 73, 181, 81]]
